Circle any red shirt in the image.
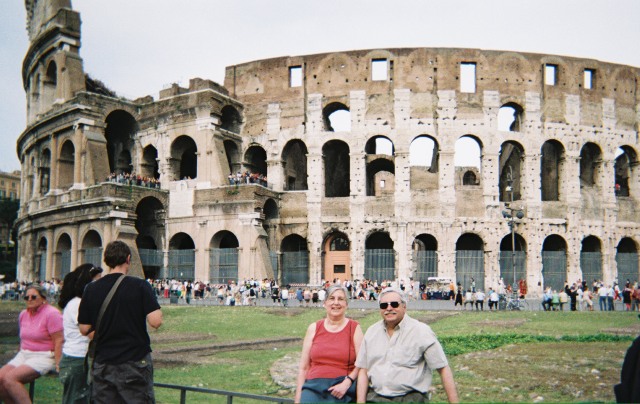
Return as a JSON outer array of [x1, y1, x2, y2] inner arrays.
[[306, 318, 358, 379]]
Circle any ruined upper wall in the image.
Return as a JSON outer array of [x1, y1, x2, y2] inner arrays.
[[224, 48, 640, 134], [25, 0, 74, 41]]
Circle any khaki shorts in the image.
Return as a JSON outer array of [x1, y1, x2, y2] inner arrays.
[[8, 349, 56, 375]]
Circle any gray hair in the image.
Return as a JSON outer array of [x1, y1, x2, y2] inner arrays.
[[326, 284, 349, 303], [26, 283, 47, 299], [378, 287, 407, 305]]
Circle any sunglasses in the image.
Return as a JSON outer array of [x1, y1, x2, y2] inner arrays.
[[379, 301, 401, 310], [24, 295, 39, 301]]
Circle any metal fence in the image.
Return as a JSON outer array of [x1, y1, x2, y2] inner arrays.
[[617, 252, 639, 284], [37, 254, 46, 281], [580, 252, 602, 284], [139, 248, 164, 267], [364, 249, 395, 282], [281, 251, 309, 285], [83, 248, 103, 267], [209, 248, 239, 284], [168, 250, 195, 280], [498, 251, 527, 288], [413, 250, 437, 283], [455, 250, 484, 291], [270, 252, 279, 282], [153, 383, 293, 404], [541, 251, 566, 291], [60, 251, 71, 278]]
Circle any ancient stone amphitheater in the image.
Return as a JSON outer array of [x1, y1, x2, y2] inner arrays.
[[17, 0, 639, 296]]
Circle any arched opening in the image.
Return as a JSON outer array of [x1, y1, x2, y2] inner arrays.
[[244, 145, 268, 179], [105, 110, 138, 174], [581, 235, 602, 284], [463, 171, 477, 185], [281, 234, 309, 285], [170, 135, 198, 180], [37, 237, 47, 281], [498, 103, 524, 132], [364, 232, 395, 282], [409, 136, 439, 190], [168, 232, 195, 280], [499, 233, 527, 289], [616, 238, 639, 284], [58, 140, 75, 190], [323, 102, 351, 132], [136, 197, 165, 278], [81, 230, 102, 267], [579, 142, 603, 188], [55, 233, 72, 279], [541, 140, 565, 201], [455, 233, 485, 291], [141, 146, 160, 180], [541, 235, 567, 291], [282, 140, 308, 191], [224, 140, 241, 177], [43, 61, 57, 105], [209, 231, 239, 284], [615, 146, 637, 197], [39, 149, 51, 195], [323, 140, 350, 197], [365, 136, 395, 196], [220, 105, 242, 133], [412, 234, 438, 283], [323, 232, 351, 281], [455, 136, 481, 169], [264, 198, 279, 220], [499, 141, 525, 202]]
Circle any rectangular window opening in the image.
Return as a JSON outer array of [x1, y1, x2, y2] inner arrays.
[[372, 59, 388, 81], [584, 69, 595, 89], [545, 64, 557, 86], [379, 180, 386, 188], [460, 62, 476, 93], [289, 66, 302, 87], [334, 265, 346, 274]]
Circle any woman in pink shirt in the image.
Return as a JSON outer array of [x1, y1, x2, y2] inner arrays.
[[0, 284, 63, 403]]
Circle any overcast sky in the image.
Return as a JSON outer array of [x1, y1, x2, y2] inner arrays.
[[1, 0, 639, 173]]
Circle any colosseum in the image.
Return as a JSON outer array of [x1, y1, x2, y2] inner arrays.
[[16, 0, 639, 296]]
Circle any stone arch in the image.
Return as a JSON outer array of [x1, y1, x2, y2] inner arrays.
[[410, 135, 439, 190], [135, 196, 165, 278], [105, 110, 138, 175], [39, 148, 51, 194], [498, 102, 524, 132], [264, 198, 279, 220], [615, 145, 637, 197], [141, 145, 159, 180], [282, 139, 308, 191], [579, 142, 603, 187], [499, 140, 525, 202], [54, 232, 72, 279], [323, 231, 351, 281], [220, 105, 242, 133], [36, 236, 47, 281], [224, 140, 241, 175], [455, 135, 482, 171], [365, 136, 395, 196], [244, 144, 267, 177], [364, 231, 395, 282], [323, 140, 350, 197], [323, 102, 351, 132], [42, 60, 57, 106], [58, 139, 74, 190], [168, 232, 195, 280], [616, 237, 639, 284], [455, 233, 485, 291], [209, 230, 239, 284], [281, 234, 309, 285], [541, 140, 566, 201], [581, 235, 603, 284], [499, 233, 527, 289], [541, 235, 568, 291], [81, 230, 102, 267], [170, 135, 198, 180], [412, 234, 438, 282], [463, 171, 477, 185]]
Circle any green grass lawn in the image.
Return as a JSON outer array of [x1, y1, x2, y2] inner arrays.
[[5, 304, 638, 403]]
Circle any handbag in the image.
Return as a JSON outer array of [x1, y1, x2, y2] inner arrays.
[[84, 274, 126, 383]]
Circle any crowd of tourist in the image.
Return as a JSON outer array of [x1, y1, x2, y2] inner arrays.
[[227, 171, 268, 187], [106, 172, 161, 188]]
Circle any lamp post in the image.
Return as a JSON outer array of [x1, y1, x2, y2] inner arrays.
[[502, 167, 524, 292]]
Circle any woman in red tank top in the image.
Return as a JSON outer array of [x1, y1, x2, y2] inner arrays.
[[295, 284, 364, 403]]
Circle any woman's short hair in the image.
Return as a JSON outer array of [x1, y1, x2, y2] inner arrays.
[[378, 287, 407, 305], [26, 283, 47, 299], [326, 284, 349, 303]]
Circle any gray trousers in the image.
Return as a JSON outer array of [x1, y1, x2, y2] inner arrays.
[[366, 390, 430, 402], [92, 353, 155, 403]]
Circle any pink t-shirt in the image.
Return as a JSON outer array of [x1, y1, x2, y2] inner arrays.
[[19, 303, 63, 351]]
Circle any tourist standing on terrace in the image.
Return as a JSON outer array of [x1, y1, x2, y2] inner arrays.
[[295, 285, 363, 403]]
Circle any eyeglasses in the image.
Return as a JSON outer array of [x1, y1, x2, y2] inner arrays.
[[24, 295, 39, 301], [379, 301, 401, 310]]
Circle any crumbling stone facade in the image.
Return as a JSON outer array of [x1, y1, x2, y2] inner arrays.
[[17, 0, 640, 296]]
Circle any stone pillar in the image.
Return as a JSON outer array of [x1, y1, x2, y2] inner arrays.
[[438, 149, 456, 218], [45, 229, 54, 280], [49, 135, 59, 192], [395, 222, 408, 280]]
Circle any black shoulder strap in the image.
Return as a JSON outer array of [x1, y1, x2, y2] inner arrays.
[[88, 274, 126, 358]]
